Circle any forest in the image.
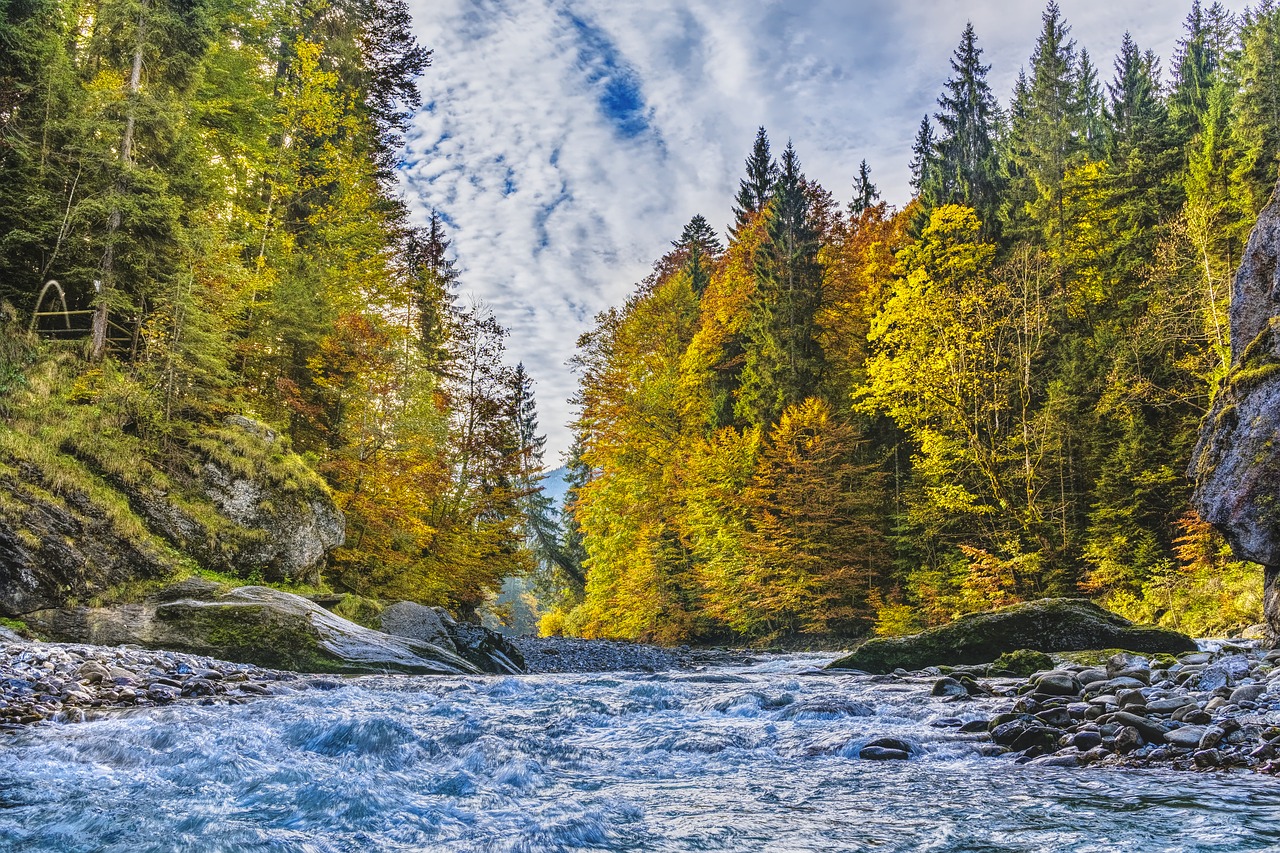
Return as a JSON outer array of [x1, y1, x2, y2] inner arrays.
[[544, 1, 1275, 643], [0, 0, 1274, 647], [0, 0, 554, 617]]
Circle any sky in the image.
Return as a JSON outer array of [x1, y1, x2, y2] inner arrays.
[[398, 0, 1251, 461]]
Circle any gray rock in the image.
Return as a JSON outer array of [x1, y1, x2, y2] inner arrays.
[[1146, 697, 1194, 715], [26, 586, 478, 675], [1231, 683, 1267, 704], [379, 602, 457, 651], [1164, 726, 1207, 749], [859, 746, 909, 761], [1190, 178, 1280, 644], [1199, 726, 1226, 750], [1114, 726, 1143, 753], [931, 677, 968, 698], [1035, 673, 1081, 697], [864, 736, 919, 755], [1106, 710, 1168, 744]]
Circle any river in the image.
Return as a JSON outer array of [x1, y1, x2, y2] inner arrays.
[[0, 654, 1277, 852]]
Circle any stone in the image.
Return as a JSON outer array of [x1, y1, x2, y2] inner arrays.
[[931, 677, 968, 698], [827, 599, 1195, 674], [1073, 731, 1103, 751], [1035, 673, 1081, 697], [26, 586, 479, 675], [1164, 726, 1208, 749], [1231, 683, 1267, 704], [1146, 697, 1194, 715], [379, 601, 456, 651], [859, 746, 909, 761], [864, 737, 918, 755], [1189, 178, 1280, 645], [1028, 754, 1080, 768], [1199, 726, 1226, 750], [1194, 748, 1222, 768], [991, 649, 1055, 677], [1010, 726, 1064, 754], [1106, 710, 1168, 744], [1114, 726, 1143, 754]]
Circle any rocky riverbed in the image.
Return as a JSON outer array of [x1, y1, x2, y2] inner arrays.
[[0, 631, 303, 728], [906, 643, 1280, 774], [510, 636, 757, 673]]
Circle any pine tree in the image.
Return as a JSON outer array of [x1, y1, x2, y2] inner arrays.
[[1231, 1, 1280, 219], [849, 159, 880, 217], [1076, 50, 1108, 162], [673, 214, 723, 296], [737, 142, 824, 427], [931, 22, 1002, 222], [731, 127, 777, 236], [909, 115, 936, 194]]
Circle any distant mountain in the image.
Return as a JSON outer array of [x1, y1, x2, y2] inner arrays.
[[540, 465, 570, 510]]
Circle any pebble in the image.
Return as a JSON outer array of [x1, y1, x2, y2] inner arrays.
[[940, 640, 1280, 775], [0, 641, 299, 727]]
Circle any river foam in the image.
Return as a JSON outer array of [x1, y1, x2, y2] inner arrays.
[[2, 655, 1278, 852]]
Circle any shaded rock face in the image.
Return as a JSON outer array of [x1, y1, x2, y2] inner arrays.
[[145, 416, 344, 584], [379, 601, 526, 674], [826, 599, 1196, 674], [1190, 182, 1280, 645], [0, 468, 175, 616], [0, 416, 343, 615], [26, 584, 478, 676]]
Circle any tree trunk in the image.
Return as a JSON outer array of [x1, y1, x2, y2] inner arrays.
[[93, 0, 147, 361]]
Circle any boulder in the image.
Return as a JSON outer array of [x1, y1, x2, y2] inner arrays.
[[379, 601, 526, 674], [1190, 179, 1280, 645], [139, 416, 345, 584], [26, 584, 478, 675], [826, 599, 1196, 674]]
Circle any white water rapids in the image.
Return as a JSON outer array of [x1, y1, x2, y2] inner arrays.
[[1, 655, 1278, 851]]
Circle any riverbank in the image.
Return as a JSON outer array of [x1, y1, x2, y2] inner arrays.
[[510, 636, 758, 673], [902, 642, 1280, 774], [0, 633, 303, 728]]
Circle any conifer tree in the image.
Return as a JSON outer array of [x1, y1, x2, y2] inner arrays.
[[737, 142, 824, 427], [673, 214, 723, 296], [931, 22, 1002, 223], [909, 115, 936, 194], [849, 159, 880, 217], [1076, 50, 1108, 162], [731, 127, 777, 236]]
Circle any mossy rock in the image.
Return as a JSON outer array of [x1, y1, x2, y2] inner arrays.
[[28, 586, 480, 675], [991, 649, 1054, 677], [827, 598, 1197, 674]]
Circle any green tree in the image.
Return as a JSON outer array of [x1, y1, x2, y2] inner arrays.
[[737, 142, 824, 427]]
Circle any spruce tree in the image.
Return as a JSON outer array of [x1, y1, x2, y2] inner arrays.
[[909, 115, 936, 195], [1076, 50, 1107, 162], [932, 22, 1002, 223], [849, 159, 880, 217], [737, 142, 823, 427], [731, 127, 777, 236], [673, 214, 723, 296]]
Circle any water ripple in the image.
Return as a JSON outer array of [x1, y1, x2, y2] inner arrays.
[[0, 654, 1278, 851]]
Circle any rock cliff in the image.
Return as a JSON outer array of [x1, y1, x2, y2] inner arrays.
[[1190, 180, 1280, 645], [0, 413, 344, 616]]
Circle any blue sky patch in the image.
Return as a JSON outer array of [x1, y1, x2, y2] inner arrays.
[[564, 11, 651, 139]]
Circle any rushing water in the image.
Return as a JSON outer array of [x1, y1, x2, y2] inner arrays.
[[1, 655, 1278, 852]]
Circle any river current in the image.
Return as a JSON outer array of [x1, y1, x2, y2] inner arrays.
[[0, 654, 1277, 852]]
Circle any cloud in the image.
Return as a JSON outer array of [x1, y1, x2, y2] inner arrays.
[[400, 0, 1251, 460]]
